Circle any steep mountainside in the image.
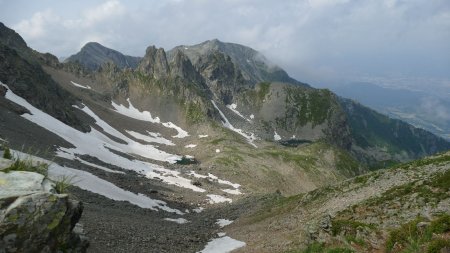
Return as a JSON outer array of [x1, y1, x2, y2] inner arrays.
[[65, 42, 141, 71], [0, 22, 449, 253], [341, 98, 450, 164], [333, 82, 450, 140]]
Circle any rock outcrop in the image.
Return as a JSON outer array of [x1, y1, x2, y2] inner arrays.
[[0, 159, 88, 253]]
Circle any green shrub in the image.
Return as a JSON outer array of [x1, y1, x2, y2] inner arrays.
[[427, 239, 450, 253], [54, 176, 74, 194], [5, 158, 49, 176], [427, 214, 450, 235], [331, 220, 375, 236], [3, 146, 12, 159]]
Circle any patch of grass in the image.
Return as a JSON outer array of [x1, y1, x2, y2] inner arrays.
[[429, 169, 450, 191], [345, 235, 366, 247], [209, 138, 226, 145], [427, 214, 450, 235], [286, 242, 354, 253], [3, 146, 12, 159], [5, 158, 49, 177], [186, 102, 204, 124], [53, 175, 74, 194], [331, 219, 375, 236], [258, 82, 271, 101], [427, 238, 450, 253], [385, 215, 449, 253], [263, 149, 317, 170]]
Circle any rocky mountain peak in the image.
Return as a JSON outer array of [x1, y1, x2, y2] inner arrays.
[[0, 22, 28, 51], [138, 45, 170, 79], [169, 49, 202, 83], [65, 42, 141, 71]]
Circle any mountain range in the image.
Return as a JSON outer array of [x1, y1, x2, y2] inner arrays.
[[0, 21, 449, 253]]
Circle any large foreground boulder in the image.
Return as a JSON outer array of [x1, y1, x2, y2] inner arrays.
[[0, 163, 88, 252]]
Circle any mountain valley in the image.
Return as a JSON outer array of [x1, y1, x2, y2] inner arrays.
[[0, 21, 449, 253]]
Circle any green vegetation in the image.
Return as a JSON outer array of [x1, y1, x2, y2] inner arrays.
[[54, 176, 74, 194], [186, 102, 204, 124], [386, 215, 450, 253], [283, 87, 334, 127], [5, 158, 49, 177], [331, 219, 375, 236], [258, 82, 271, 101], [3, 146, 12, 159], [263, 149, 317, 170], [286, 242, 354, 253]]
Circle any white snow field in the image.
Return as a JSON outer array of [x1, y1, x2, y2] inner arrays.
[[11, 150, 182, 214], [198, 236, 246, 253], [211, 100, 257, 148], [2, 83, 205, 192], [2, 82, 242, 200], [111, 98, 189, 138]]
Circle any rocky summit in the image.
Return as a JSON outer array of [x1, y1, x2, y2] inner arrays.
[[0, 21, 449, 253]]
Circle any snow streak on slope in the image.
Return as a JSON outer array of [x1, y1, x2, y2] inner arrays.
[[226, 103, 251, 122], [126, 130, 175, 146], [111, 98, 189, 138], [70, 81, 91, 89], [49, 164, 183, 214], [11, 150, 181, 214], [211, 100, 257, 148], [2, 83, 205, 193]]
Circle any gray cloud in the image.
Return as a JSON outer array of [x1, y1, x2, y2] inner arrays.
[[1, 0, 449, 87]]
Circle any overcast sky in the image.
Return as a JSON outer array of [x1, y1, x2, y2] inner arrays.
[[1, 0, 449, 89]]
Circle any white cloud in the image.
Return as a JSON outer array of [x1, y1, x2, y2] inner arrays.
[[14, 10, 57, 38]]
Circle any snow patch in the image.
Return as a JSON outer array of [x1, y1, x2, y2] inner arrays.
[[211, 100, 257, 148], [70, 81, 91, 89], [217, 232, 226, 237], [126, 130, 175, 146], [216, 219, 233, 228], [274, 131, 281, 141], [207, 194, 232, 204], [198, 236, 246, 253], [76, 158, 125, 174], [185, 144, 197, 148], [222, 188, 242, 195], [192, 207, 205, 213], [164, 218, 189, 224], [111, 99, 189, 138], [216, 149, 221, 153], [250, 114, 254, 119], [198, 135, 208, 138], [8, 151, 182, 214], [226, 103, 251, 122], [3, 83, 205, 193]]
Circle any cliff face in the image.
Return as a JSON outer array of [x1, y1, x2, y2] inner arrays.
[[0, 158, 88, 253]]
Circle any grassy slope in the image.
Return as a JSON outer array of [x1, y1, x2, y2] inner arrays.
[[225, 151, 450, 253]]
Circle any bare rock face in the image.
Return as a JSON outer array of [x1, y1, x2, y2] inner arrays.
[[0, 167, 88, 253], [138, 46, 170, 79]]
